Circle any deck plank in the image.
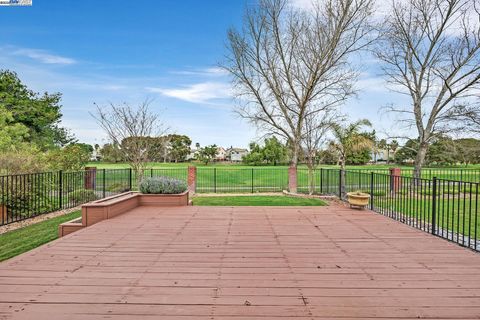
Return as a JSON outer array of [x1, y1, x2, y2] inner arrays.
[[1, 204, 480, 319]]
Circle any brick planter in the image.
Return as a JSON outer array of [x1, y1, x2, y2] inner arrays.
[[58, 191, 189, 237]]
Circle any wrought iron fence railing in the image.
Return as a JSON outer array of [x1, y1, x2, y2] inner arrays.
[[0, 166, 479, 253], [0, 169, 134, 226], [335, 169, 479, 252]]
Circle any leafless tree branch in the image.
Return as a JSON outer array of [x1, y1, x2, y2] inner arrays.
[[222, 0, 376, 168]]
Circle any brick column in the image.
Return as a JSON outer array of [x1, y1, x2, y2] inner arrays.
[[84, 167, 97, 190], [188, 166, 197, 195], [389, 167, 401, 193], [288, 166, 297, 193]]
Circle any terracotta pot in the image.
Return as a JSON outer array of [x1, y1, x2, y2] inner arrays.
[[346, 192, 370, 209]]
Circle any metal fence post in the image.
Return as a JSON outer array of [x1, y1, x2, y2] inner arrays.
[[431, 176, 437, 235], [320, 168, 323, 194], [214, 168, 217, 193], [128, 168, 132, 191], [251, 168, 254, 193], [338, 169, 342, 199], [370, 171, 374, 210], [58, 170, 63, 209], [103, 169, 106, 198]]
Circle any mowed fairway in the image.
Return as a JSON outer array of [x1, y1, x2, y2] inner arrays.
[[88, 162, 480, 182], [193, 195, 327, 206]]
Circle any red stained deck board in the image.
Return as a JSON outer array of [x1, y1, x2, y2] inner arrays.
[[1, 204, 480, 319]]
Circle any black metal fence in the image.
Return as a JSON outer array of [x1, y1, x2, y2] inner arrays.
[[196, 167, 288, 193], [330, 169, 479, 252], [0, 169, 133, 226], [1, 166, 479, 252]]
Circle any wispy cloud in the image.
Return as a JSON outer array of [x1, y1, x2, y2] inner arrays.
[[14, 48, 76, 65], [169, 67, 228, 77], [147, 82, 232, 103]]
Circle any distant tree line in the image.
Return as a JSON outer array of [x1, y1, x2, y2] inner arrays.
[[99, 134, 192, 164], [243, 137, 288, 166], [395, 136, 480, 166]]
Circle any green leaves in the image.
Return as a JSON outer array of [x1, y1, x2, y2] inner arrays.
[[0, 70, 74, 150], [0, 105, 30, 152], [197, 145, 218, 165]]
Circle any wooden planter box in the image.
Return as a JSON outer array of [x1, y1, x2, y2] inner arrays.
[[58, 218, 83, 237], [139, 191, 189, 207], [347, 192, 370, 209], [59, 191, 189, 237]]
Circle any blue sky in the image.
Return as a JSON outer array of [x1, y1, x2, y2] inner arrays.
[[0, 0, 408, 148]]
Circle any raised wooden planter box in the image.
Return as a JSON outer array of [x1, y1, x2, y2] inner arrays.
[[139, 192, 189, 207], [58, 191, 189, 237], [58, 218, 83, 237]]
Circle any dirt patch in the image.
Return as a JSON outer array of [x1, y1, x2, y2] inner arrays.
[[0, 207, 81, 235]]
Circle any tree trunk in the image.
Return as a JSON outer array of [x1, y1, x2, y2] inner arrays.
[[307, 161, 315, 195], [133, 166, 145, 188], [290, 141, 300, 168], [413, 143, 428, 179]]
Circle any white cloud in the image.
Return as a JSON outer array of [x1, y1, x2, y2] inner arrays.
[[14, 48, 76, 65], [289, 0, 314, 10], [202, 67, 229, 76], [169, 67, 228, 77], [147, 82, 232, 103], [356, 74, 390, 93], [289, 0, 394, 19]]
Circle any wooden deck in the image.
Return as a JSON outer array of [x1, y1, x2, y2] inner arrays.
[[1, 204, 480, 319]]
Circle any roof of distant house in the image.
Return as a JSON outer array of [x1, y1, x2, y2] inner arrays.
[[227, 147, 249, 153]]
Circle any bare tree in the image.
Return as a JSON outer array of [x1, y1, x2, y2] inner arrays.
[[450, 102, 480, 132], [376, 0, 480, 178], [91, 100, 168, 185], [223, 0, 375, 169]]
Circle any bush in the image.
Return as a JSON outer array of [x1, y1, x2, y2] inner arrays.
[[139, 177, 187, 194], [106, 182, 129, 193], [46, 144, 91, 171], [68, 189, 98, 205]]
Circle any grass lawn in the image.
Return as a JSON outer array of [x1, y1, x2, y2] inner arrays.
[[193, 195, 327, 206], [373, 195, 480, 239], [89, 162, 480, 190], [0, 210, 81, 262], [87, 161, 480, 170]]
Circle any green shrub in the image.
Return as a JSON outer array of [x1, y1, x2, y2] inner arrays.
[[67, 189, 98, 205], [106, 182, 129, 193], [139, 177, 187, 194]]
